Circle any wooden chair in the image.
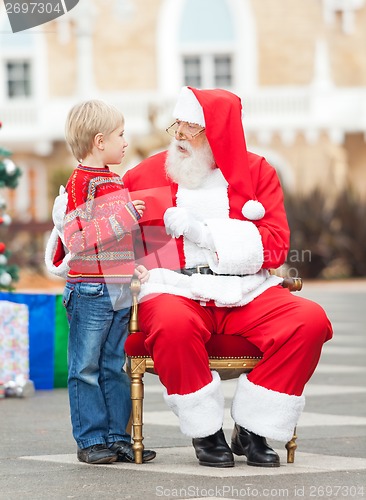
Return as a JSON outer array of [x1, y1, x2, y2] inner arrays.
[[125, 276, 303, 465]]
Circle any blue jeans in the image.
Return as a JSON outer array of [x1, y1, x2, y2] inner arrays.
[[63, 282, 132, 449]]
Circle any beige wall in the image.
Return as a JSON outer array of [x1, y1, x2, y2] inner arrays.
[[253, 0, 323, 85], [46, 22, 78, 97], [44, 0, 162, 94], [329, 8, 366, 86], [94, 0, 161, 91], [345, 133, 366, 198], [252, 0, 366, 87]]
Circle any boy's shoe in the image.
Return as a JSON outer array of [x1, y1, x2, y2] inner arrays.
[[109, 441, 156, 463], [77, 444, 118, 464]]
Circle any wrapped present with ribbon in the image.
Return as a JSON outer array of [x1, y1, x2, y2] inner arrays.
[[0, 292, 69, 389], [0, 300, 30, 385]]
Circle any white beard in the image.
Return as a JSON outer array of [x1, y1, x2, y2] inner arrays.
[[165, 140, 215, 189]]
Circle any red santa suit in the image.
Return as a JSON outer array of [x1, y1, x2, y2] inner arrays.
[[123, 87, 332, 442]]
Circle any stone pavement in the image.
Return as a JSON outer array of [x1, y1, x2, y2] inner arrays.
[[0, 280, 365, 500]]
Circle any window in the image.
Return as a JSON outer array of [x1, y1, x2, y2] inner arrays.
[[6, 61, 32, 98], [183, 54, 233, 88], [183, 57, 201, 87], [321, 0, 365, 34], [0, 13, 42, 102], [158, 0, 257, 93], [214, 55, 232, 87], [179, 0, 234, 89]]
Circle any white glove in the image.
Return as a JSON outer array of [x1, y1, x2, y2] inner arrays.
[[164, 207, 201, 240], [52, 185, 68, 241], [163, 207, 215, 250]]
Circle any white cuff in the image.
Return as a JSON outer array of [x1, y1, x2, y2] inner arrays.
[[163, 371, 224, 438], [197, 225, 216, 251], [204, 219, 264, 275], [231, 374, 305, 442], [44, 226, 70, 278]]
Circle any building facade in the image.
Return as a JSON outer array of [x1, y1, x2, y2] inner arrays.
[[0, 0, 366, 225]]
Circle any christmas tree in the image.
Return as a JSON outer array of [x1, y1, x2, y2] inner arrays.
[[0, 121, 22, 291]]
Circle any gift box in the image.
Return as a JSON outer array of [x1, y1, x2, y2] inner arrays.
[[0, 300, 29, 384], [0, 293, 66, 389]]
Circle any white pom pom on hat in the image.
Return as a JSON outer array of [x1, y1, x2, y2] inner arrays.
[[242, 200, 266, 220]]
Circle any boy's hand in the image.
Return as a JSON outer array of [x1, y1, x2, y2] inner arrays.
[[134, 264, 149, 283], [132, 199, 145, 218]]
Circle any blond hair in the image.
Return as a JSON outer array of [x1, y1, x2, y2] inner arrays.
[[65, 100, 125, 161]]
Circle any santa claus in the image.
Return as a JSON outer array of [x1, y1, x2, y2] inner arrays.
[[122, 86, 333, 468]]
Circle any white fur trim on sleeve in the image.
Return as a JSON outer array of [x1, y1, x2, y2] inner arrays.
[[163, 371, 224, 438], [203, 218, 264, 275], [44, 226, 71, 278], [231, 374, 305, 442]]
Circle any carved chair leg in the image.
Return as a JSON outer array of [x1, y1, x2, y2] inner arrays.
[[130, 370, 145, 464], [285, 427, 297, 463]]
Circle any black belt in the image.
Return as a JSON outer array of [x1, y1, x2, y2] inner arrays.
[[176, 265, 247, 277], [178, 265, 216, 276]]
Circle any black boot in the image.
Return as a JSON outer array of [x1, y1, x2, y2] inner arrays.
[[231, 423, 280, 467], [192, 428, 235, 468]]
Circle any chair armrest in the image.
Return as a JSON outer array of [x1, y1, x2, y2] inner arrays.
[[281, 277, 303, 292]]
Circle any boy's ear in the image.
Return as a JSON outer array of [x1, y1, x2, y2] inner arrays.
[[94, 132, 105, 150]]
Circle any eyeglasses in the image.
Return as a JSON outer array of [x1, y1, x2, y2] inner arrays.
[[165, 121, 205, 141]]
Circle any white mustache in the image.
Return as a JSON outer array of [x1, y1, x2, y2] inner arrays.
[[173, 139, 193, 153]]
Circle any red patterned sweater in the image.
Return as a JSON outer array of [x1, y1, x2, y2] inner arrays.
[[63, 165, 141, 283]]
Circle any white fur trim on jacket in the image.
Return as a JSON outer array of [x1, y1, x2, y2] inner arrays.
[[163, 371, 224, 438], [176, 169, 229, 268], [203, 218, 264, 275], [138, 268, 283, 307], [44, 226, 71, 278], [231, 374, 305, 442]]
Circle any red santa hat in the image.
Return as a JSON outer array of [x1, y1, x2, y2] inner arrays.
[[172, 86, 265, 220]]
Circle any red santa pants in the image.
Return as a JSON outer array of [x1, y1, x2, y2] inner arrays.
[[138, 285, 333, 397]]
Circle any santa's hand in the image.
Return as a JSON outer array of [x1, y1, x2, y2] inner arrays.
[[52, 185, 68, 240], [163, 207, 203, 242]]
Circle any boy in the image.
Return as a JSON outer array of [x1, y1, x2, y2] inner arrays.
[[46, 100, 155, 465]]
